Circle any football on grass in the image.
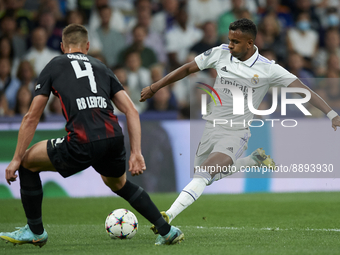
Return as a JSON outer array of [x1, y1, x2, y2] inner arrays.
[[105, 209, 138, 239]]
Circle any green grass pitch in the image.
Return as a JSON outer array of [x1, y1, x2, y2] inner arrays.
[[1, 192, 340, 255]]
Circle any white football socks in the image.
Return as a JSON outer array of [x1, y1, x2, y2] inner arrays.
[[166, 170, 211, 223], [166, 155, 257, 223]]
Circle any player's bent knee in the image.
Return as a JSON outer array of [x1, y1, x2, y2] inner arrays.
[[199, 152, 234, 176], [20, 165, 37, 173], [21, 155, 42, 173], [101, 175, 126, 192], [21, 140, 55, 172], [21, 156, 39, 173]]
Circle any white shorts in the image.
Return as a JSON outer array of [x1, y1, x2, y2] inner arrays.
[[194, 121, 251, 168]]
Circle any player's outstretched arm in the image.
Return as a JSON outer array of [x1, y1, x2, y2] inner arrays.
[[288, 80, 340, 130], [140, 60, 200, 102], [112, 90, 146, 176], [6, 95, 48, 184]]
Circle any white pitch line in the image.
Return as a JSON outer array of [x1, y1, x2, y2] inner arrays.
[[175, 225, 340, 232], [43, 224, 340, 232]]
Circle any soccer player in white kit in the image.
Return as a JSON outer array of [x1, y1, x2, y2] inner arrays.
[[140, 19, 340, 232]]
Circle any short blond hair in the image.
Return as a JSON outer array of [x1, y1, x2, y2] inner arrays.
[[62, 24, 88, 46]]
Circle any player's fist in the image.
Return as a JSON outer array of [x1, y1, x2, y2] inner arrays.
[[331, 115, 340, 131], [6, 159, 21, 185], [128, 153, 146, 176], [140, 85, 156, 102]]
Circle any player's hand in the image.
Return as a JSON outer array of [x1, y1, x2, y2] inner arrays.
[[128, 153, 146, 176], [5, 158, 21, 185], [140, 85, 156, 102], [331, 115, 340, 131]]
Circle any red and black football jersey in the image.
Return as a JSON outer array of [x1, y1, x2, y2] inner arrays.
[[35, 52, 124, 143]]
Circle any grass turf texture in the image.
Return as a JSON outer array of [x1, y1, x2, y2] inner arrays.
[[1, 192, 340, 255]]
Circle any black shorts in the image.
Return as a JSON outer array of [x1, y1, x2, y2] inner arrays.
[[47, 136, 126, 178]]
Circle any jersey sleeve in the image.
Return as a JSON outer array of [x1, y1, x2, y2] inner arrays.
[[269, 63, 298, 87], [194, 46, 222, 70], [34, 62, 53, 97], [107, 68, 124, 98]]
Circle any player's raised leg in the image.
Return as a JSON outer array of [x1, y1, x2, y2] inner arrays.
[[102, 173, 184, 245], [0, 140, 54, 247], [151, 148, 275, 231], [208, 148, 276, 185]]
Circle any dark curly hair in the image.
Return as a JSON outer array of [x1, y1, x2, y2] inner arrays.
[[229, 18, 257, 40]]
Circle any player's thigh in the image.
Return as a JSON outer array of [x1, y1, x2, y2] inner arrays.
[[199, 152, 233, 177], [21, 140, 56, 172], [198, 129, 250, 176], [194, 139, 233, 177], [211, 128, 250, 165], [92, 137, 126, 178], [201, 152, 234, 167], [101, 172, 126, 192], [194, 125, 240, 169]]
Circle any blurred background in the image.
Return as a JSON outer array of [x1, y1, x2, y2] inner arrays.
[[0, 0, 340, 198]]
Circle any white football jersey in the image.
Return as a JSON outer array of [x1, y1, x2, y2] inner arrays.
[[194, 44, 297, 129]]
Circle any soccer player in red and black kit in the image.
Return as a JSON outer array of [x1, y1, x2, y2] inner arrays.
[[0, 24, 184, 246]]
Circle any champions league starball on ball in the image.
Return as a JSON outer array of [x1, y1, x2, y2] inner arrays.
[[105, 209, 138, 239]]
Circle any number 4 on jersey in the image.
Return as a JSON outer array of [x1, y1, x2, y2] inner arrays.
[[71, 60, 97, 93]]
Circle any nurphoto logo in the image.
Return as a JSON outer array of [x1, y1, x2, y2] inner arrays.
[[197, 82, 312, 128]]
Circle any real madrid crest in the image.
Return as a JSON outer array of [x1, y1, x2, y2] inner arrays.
[[251, 74, 259, 85], [204, 49, 212, 56]]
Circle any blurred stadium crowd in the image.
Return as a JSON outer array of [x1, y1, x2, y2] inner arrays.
[[0, 0, 340, 120]]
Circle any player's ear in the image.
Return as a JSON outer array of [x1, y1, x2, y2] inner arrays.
[[60, 42, 65, 53], [86, 41, 90, 53], [247, 38, 253, 49]]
